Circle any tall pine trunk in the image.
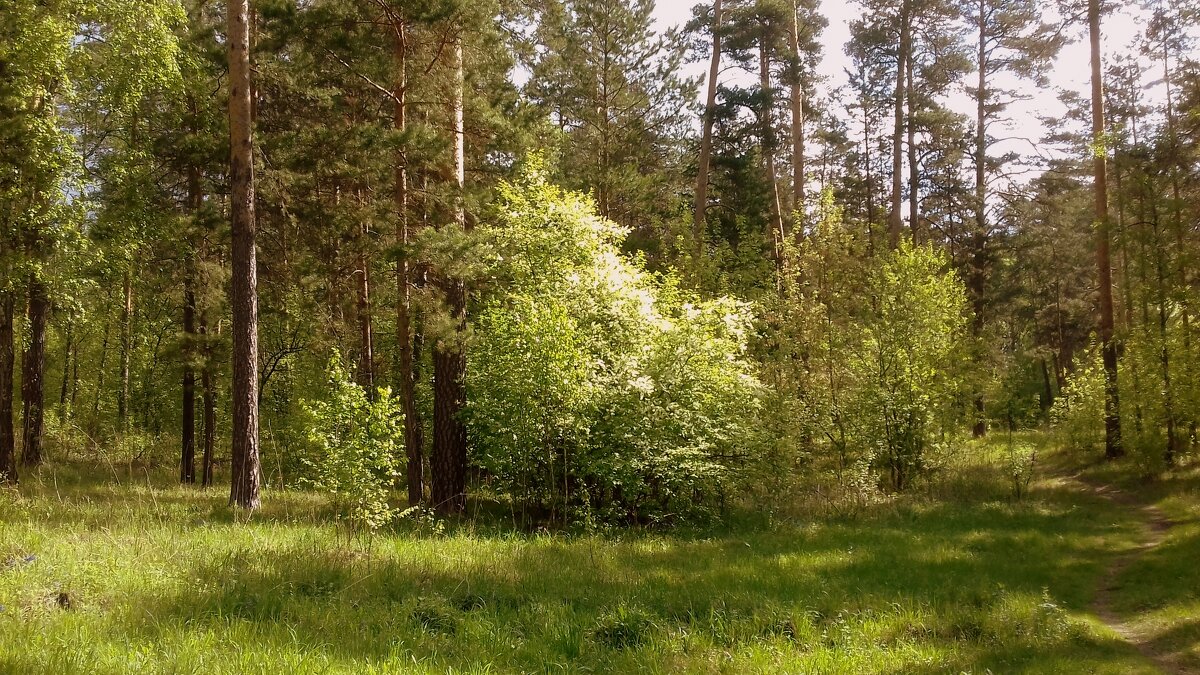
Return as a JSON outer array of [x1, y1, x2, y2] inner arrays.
[[393, 21, 424, 507], [906, 54, 918, 243], [1088, 0, 1122, 459], [0, 290, 16, 483], [1161, 40, 1194, 446], [693, 0, 723, 258], [788, 1, 805, 228], [356, 217, 374, 392], [431, 33, 468, 515], [228, 0, 262, 507], [181, 164, 201, 484], [889, 0, 911, 249], [181, 277, 197, 483], [21, 275, 49, 466], [971, 0, 988, 438], [758, 23, 785, 263]]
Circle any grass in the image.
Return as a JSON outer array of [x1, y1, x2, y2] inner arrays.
[[1049, 444, 1200, 671], [0, 437, 1190, 673]]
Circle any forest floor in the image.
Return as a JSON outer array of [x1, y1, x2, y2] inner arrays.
[[0, 436, 1196, 674]]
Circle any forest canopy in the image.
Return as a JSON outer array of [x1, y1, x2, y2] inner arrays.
[[0, 0, 1197, 523]]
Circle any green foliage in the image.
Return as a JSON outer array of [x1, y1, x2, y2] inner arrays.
[[1004, 439, 1038, 500], [467, 164, 763, 524], [855, 241, 971, 490], [301, 355, 402, 536], [763, 201, 971, 495]]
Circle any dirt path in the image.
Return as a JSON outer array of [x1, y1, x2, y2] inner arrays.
[[1074, 475, 1189, 674]]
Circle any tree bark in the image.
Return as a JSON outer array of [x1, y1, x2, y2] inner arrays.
[[889, 0, 911, 249], [694, 0, 723, 257], [200, 312, 216, 488], [1151, 217, 1177, 466], [228, 0, 261, 507], [431, 32, 468, 515], [181, 163, 201, 484], [356, 217, 374, 392], [788, 0, 805, 230], [1088, 0, 1122, 459], [181, 276, 197, 483], [58, 321, 72, 417], [0, 291, 16, 483], [20, 276, 49, 466], [91, 299, 110, 436], [392, 21, 424, 507], [906, 51, 918, 243], [971, 0, 988, 438], [118, 269, 133, 431], [758, 22, 785, 263]]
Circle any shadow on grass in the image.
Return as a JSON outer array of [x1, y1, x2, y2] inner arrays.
[[88, 483, 1150, 672]]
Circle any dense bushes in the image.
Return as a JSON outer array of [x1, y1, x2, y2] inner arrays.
[[761, 200, 971, 495], [466, 167, 763, 525]]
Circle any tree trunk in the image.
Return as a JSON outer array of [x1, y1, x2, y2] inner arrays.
[[431, 33, 468, 515], [181, 277, 197, 483], [393, 21, 424, 507], [91, 299, 110, 436], [889, 0, 911, 249], [971, 0, 988, 438], [758, 23, 786, 263], [1161, 41, 1194, 444], [356, 218, 374, 392], [694, 0, 723, 258], [787, 1, 805, 228], [181, 162, 201, 484], [863, 99, 875, 235], [1151, 217, 1178, 466], [58, 321, 72, 418], [1088, 0, 1122, 459], [200, 312, 217, 488], [906, 51, 918, 243], [228, 0, 261, 507], [20, 276, 49, 466], [0, 291, 16, 484], [118, 269, 133, 432]]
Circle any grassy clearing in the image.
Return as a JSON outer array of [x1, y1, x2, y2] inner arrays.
[[0, 440, 1182, 673]]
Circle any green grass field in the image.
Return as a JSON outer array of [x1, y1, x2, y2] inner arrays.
[[0, 438, 1195, 674]]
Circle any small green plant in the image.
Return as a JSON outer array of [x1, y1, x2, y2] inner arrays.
[[1005, 440, 1037, 500], [302, 354, 403, 538]]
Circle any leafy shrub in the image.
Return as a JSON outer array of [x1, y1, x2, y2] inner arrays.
[[1005, 440, 1037, 500], [851, 241, 970, 490], [1049, 346, 1105, 453], [762, 204, 970, 496], [301, 355, 402, 536], [466, 163, 763, 525]]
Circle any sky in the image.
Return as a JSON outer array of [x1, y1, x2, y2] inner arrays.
[[650, 0, 1164, 169]]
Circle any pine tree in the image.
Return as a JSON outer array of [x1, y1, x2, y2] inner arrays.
[[228, 0, 262, 508]]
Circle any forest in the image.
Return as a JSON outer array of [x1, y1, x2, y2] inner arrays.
[[1, 0, 1199, 672]]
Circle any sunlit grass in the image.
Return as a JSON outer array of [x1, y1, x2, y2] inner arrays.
[[1067, 454, 1200, 671], [0, 446, 1178, 674]]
